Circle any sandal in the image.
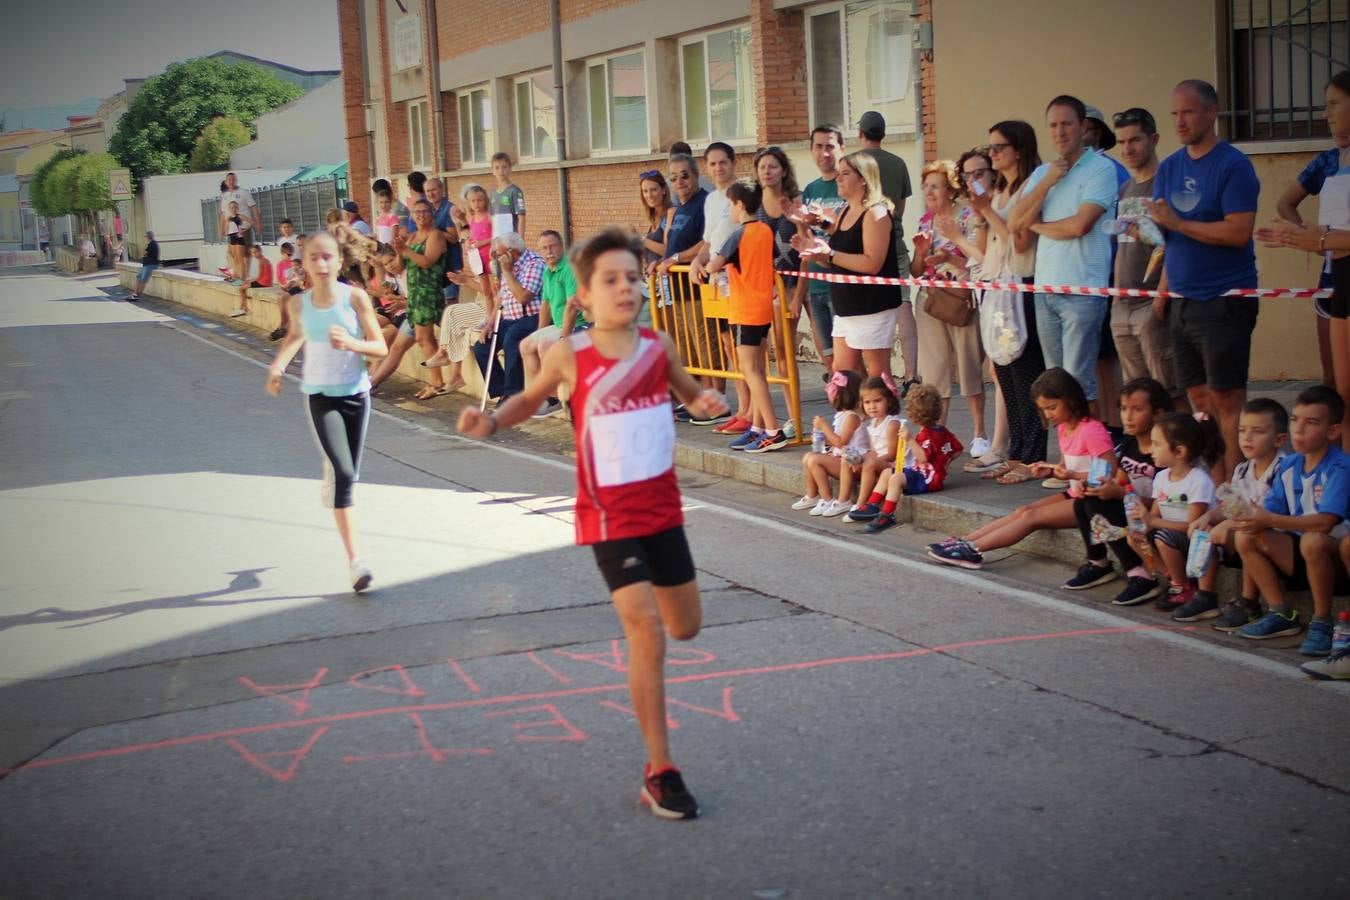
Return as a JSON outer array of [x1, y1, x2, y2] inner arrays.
[[980, 463, 1013, 480], [413, 385, 449, 400], [996, 464, 1038, 485]]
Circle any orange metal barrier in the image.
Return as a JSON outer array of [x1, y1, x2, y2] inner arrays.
[[648, 265, 804, 443]]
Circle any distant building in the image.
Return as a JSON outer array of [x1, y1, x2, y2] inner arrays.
[[202, 51, 341, 92], [230, 78, 346, 171]]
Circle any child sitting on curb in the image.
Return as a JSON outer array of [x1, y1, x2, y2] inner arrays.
[[792, 370, 868, 517], [858, 383, 959, 534]]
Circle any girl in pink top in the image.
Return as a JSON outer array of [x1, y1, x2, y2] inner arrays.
[[927, 367, 1118, 570], [373, 191, 401, 244], [459, 183, 495, 298]]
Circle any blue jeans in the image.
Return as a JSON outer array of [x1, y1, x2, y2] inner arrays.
[[473, 314, 538, 399], [1034, 293, 1107, 399], [136, 263, 158, 287], [808, 291, 834, 357]]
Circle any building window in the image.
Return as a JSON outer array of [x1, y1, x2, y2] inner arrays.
[[408, 100, 429, 170], [514, 71, 557, 159], [806, 1, 914, 133], [1227, 1, 1350, 141], [587, 50, 648, 153], [680, 24, 755, 142], [456, 85, 494, 166]]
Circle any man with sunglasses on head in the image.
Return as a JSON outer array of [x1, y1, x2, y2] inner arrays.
[[1110, 107, 1183, 408]]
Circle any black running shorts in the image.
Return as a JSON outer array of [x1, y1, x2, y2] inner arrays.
[[591, 526, 696, 592]]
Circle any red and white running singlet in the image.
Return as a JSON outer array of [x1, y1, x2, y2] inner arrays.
[[568, 328, 682, 545]]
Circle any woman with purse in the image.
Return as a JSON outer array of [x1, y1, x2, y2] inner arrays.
[[911, 160, 987, 449], [790, 151, 900, 379], [965, 123, 1047, 484]]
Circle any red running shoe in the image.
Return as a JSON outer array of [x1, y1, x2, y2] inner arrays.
[[640, 764, 699, 820]]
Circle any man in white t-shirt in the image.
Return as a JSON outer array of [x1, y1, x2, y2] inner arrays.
[[218, 172, 258, 238], [685, 141, 738, 412]]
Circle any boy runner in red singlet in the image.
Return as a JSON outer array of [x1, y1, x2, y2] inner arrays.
[[458, 228, 728, 820]]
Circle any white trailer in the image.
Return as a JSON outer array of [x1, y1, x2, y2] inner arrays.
[[141, 169, 298, 262]]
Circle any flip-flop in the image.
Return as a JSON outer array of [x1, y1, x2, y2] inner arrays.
[[414, 386, 449, 400], [980, 463, 1013, 480]]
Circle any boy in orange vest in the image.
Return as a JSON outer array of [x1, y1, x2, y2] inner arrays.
[[705, 180, 785, 453]]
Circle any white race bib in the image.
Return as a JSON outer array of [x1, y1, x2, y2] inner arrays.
[[588, 402, 675, 488], [304, 340, 363, 386]]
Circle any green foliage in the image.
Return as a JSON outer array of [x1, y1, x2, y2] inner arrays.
[[188, 116, 253, 172], [109, 57, 303, 180], [31, 150, 119, 216], [31, 148, 85, 217]]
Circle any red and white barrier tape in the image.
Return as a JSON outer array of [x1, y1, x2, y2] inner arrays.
[[777, 269, 1331, 300]]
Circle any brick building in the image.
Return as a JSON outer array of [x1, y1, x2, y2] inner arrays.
[[339, 0, 926, 242]]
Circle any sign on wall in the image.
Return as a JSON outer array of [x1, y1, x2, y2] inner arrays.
[[109, 168, 133, 201], [392, 14, 423, 72]]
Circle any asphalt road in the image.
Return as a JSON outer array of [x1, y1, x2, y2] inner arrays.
[[2, 268, 1348, 899]]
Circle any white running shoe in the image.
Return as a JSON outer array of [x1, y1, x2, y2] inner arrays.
[[350, 559, 372, 593], [969, 436, 991, 460], [821, 499, 852, 518], [791, 495, 818, 511], [808, 498, 831, 516]]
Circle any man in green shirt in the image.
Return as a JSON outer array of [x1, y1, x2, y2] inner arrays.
[[522, 229, 585, 416]]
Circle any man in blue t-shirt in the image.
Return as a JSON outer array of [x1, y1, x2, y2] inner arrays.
[[1149, 79, 1259, 481]]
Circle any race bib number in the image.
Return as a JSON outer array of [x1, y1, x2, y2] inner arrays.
[[589, 402, 675, 488], [305, 340, 360, 385]]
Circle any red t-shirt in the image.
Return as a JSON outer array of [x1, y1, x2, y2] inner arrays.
[[913, 425, 963, 491], [569, 328, 682, 544]]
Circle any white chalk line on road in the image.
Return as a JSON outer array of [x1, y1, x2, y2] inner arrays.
[[161, 319, 1348, 690]]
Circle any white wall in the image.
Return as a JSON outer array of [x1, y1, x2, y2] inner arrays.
[[230, 78, 346, 170]]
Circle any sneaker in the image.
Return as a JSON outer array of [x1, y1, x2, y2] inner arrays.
[[712, 416, 750, 434], [783, 420, 797, 441], [927, 539, 984, 569], [1153, 585, 1193, 612], [843, 503, 881, 523], [217, 265, 232, 276], [1062, 561, 1117, 591], [349, 559, 372, 593], [743, 432, 788, 454], [532, 399, 562, 419], [1299, 619, 1335, 657], [1301, 646, 1350, 680], [268, 327, 286, 341], [865, 511, 897, 533], [821, 499, 852, 518], [129, 292, 139, 300], [900, 377, 920, 398], [673, 405, 693, 423], [728, 430, 760, 450], [1041, 477, 1070, 490], [1171, 590, 1220, 622], [928, 536, 964, 552], [1239, 610, 1302, 640], [689, 410, 731, 426], [229, 278, 244, 287], [1111, 576, 1164, 606], [1213, 599, 1262, 633], [808, 498, 831, 516], [791, 495, 818, 511], [229, 308, 247, 317], [640, 765, 699, 820], [968, 436, 991, 460]]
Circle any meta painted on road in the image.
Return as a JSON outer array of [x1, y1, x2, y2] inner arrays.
[[2, 626, 1188, 783]]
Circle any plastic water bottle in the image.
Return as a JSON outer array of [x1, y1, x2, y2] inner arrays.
[[1123, 492, 1147, 535], [812, 429, 827, 454], [1333, 611, 1350, 654]]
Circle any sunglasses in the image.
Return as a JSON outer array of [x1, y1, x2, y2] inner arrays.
[[1112, 109, 1156, 131], [987, 142, 1011, 152], [670, 171, 692, 181], [639, 169, 661, 180], [960, 168, 991, 180]]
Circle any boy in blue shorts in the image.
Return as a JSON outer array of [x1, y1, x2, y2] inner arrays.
[[1233, 386, 1350, 656]]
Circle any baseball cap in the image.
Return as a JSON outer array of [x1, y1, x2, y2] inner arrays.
[[145, 230, 154, 238], [1083, 105, 1117, 151], [858, 111, 886, 137], [342, 200, 360, 213]]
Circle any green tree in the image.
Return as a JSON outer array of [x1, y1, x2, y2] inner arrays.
[[31, 148, 86, 218], [188, 116, 252, 172], [31, 150, 119, 242], [109, 57, 303, 180]]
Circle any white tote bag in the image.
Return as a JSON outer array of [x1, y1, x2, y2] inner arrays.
[[979, 270, 1027, 366]]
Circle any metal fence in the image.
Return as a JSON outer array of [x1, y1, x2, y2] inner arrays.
[[1225, 0, 1350, 141], [200, 174, 348, 245]]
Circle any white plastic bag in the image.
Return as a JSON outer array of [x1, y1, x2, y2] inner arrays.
[[979, 271, 1026, 366]]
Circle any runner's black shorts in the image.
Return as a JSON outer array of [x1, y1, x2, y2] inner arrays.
[[591, 526, 696, 592]]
